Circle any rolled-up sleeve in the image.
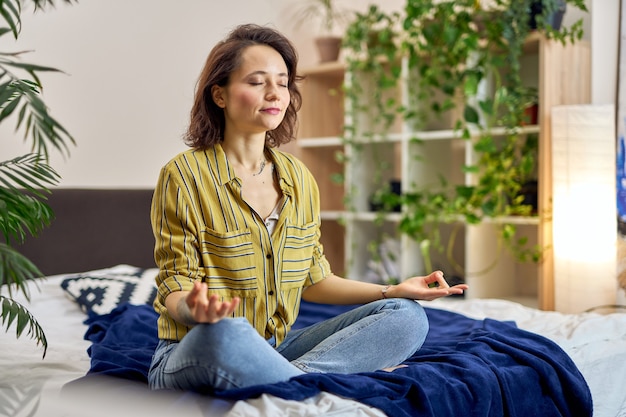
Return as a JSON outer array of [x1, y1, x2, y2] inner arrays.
[[151, 164, 200, 338]]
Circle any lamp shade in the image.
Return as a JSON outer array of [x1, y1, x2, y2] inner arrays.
[[552, 104, 617, 313]]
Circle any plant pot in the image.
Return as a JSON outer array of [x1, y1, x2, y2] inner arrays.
[[315, 36, 342, 63], [521, 103, 539, 126], [529, 0, 567, 31], [369, 179, 402, 212], [519, 180, 538, 214]]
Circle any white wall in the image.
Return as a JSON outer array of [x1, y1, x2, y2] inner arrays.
[[0, 0, 403, 189], [589, 0, 620, 104], [0, 0, 609, 189]]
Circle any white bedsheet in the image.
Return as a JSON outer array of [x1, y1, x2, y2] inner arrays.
[[2, 275, 625, 417]]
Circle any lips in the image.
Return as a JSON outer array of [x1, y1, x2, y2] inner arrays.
[[261, 108, 281, 115]]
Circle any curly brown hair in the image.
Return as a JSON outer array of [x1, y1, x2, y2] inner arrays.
[[184, 24, 302, 149]]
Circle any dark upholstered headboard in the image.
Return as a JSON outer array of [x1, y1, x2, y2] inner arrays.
[[15, 189, 156, 276]]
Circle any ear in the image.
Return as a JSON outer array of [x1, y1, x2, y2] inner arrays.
[[211, 85, 225, 108]]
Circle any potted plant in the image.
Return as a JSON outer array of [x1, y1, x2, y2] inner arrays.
[[1, 0, 76, 356], [292, 0, 350, 62]]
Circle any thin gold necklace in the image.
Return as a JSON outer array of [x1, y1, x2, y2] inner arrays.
[[252, 159, 267, 176]]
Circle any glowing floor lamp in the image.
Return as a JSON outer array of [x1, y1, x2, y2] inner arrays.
[[551, 104, 617, 313]]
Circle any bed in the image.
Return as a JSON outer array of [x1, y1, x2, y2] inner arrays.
[[2, 189, 625, 417]]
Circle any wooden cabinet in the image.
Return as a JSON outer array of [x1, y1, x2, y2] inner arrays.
[[294, 33, 590, 310]]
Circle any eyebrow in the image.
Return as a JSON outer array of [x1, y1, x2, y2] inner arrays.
[[247, 70, 289, 78]]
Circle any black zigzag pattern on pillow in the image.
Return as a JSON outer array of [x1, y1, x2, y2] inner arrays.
[[60, 265, 158, 316]]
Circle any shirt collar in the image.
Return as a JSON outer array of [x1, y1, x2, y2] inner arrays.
[[208, 143, 234, 186]]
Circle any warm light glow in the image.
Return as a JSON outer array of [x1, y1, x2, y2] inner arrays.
[[552, 104, 617, 313], [553, 182, 615, 263]]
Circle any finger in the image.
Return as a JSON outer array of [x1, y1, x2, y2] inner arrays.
[[431, 284, 468, 299], [426, 271, 450, 288], [226, 297, 241, 315], [215, 297, 241, 318], [214, 299, 231, 317], [187, 281, 199, 304], [422, 289, 452, 301], [431, 287, 453, 296], [187, 282, 205, 309], [206, 293, 220, 310], [208, 294, 237, 318], [448, 284, 469, 294], [196, 283, 211, 308], [190, 280, 205, 295]]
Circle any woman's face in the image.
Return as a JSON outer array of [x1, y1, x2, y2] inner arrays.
[[212, 44, 290, 139]]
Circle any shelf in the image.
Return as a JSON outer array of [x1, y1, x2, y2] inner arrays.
[[346, 211, 403, 222], [322, 210, 539, 225], [298, 136, 343, 147], [481, 216, 540, 226], [300, 61, 345, 76], [320, 211, 402, 223], [320, 210, 345, 221], [298, 125, 541, 148]]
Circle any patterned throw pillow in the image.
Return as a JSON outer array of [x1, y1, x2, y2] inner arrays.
[[60, 265, 158, 315]]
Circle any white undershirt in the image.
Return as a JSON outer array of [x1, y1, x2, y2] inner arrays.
[[264, 197, 282, 235]]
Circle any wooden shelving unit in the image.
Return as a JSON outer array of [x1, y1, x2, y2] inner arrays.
[[294, 34, 590, 310]]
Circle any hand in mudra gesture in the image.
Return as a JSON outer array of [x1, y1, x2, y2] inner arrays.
[[184, 281, 241, 324], [390, 271, 468, 301]]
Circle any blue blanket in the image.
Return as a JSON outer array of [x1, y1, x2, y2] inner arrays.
[[83, 302, 592, 417]]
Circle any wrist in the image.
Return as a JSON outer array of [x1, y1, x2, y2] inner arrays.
[[381, 284, 393, 299], [177, 296, 198, 326]]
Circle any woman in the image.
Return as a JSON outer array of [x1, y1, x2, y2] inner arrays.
[[148, 23, 467, 394]]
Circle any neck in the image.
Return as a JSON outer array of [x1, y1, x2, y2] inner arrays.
[[221, 143, 270, 177]]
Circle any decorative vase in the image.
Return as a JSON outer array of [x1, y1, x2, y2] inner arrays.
[[314, 36, 342, 63]]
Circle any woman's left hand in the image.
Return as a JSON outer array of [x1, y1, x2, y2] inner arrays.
[[387, 270, 468, 301]]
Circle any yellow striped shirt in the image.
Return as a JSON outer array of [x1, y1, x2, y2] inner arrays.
[[151, 144, 331, 345]]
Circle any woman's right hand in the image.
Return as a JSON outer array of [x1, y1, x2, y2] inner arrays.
[[167, 281, 240, 326], [186, 281, 240, 324]]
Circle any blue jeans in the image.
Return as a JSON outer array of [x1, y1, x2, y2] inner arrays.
[[148, 298, 428, 393]]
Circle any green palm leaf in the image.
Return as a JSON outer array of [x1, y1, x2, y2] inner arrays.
[[0, 242, 47, 357], [30, 0, 77, 10], [0, 154, 60, 192], [0, 188, 56, 244], [0, 154, 58, 243], [0, 0, 21, 38], [0, 295, 47, 358], [0, 0, 77, 40], [0, 243, 43, 301], [0, 70, 75, 159]]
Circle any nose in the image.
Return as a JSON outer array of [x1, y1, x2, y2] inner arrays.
[[265, 82, 280, 101]]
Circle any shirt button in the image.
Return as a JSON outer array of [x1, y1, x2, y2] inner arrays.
[[266, 254, 272, 259], [268, 291, 274, 295]]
